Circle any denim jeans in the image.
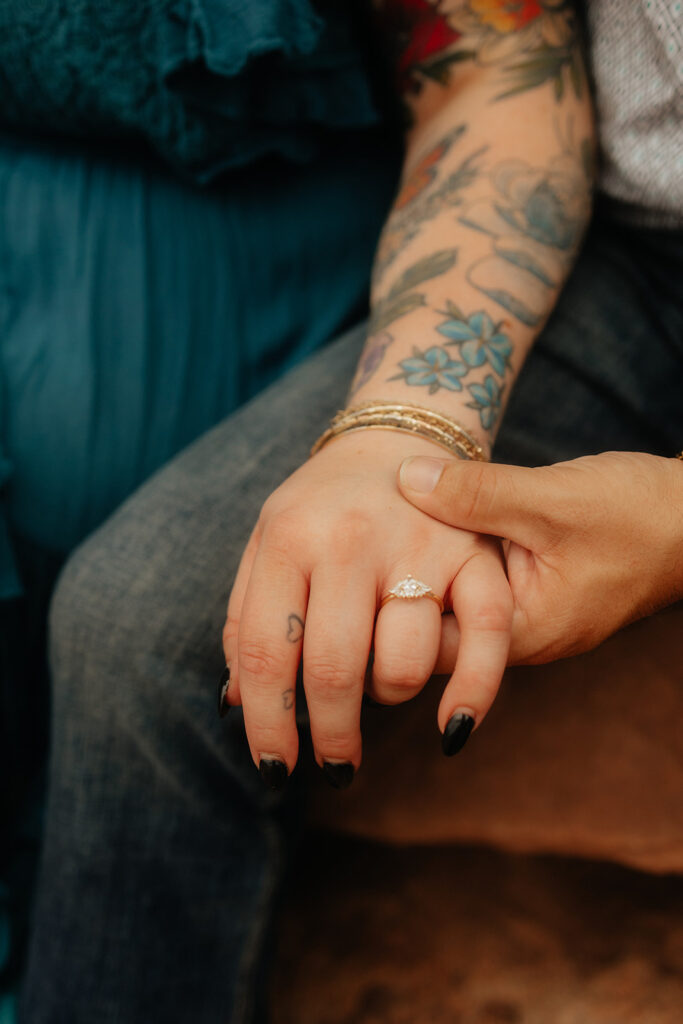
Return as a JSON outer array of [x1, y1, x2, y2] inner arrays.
[[20, 212, 683, 1023]]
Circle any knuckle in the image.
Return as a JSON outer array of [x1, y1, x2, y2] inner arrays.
[[258, 489, 286, 525], [304, 655, 357, 698], [458, 463, 498, 524], [239, 638, 284, 680], [469, 597, 513, 634], [223, 615, 239, 646], [261, 508, 305, 558], [373, 650, 429, 693], [326, 508, 374, 561]]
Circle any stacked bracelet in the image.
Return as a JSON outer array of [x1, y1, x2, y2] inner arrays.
[[310, 401, 489, 462]]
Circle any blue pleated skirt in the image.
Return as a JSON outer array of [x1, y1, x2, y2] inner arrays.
[[0, 129, 399, 596]]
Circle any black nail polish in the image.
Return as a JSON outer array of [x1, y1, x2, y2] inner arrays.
[[217, 666, 231, 718], [259, 758, 288, 792], [442, 713, 475, 756], [322, 761, 355, 789]]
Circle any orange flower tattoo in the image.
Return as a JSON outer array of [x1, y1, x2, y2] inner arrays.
[[470, 0, 543, 34]]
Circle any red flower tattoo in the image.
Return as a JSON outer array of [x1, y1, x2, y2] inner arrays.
[[381, 0, 463, 93], [471, 0, 543, 33]]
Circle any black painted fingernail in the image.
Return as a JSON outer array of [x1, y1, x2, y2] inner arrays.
[[322, 761, 355, 789], [217, 666, 231, 718], [259, 758, 288, 792], [442, 713, 475, 756]]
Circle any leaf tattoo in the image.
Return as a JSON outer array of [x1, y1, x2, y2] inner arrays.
[[349, 332, 394, 398], [387, 249, 458, 298]]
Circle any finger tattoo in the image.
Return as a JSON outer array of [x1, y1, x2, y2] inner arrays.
[[286, 613, 304, 643]]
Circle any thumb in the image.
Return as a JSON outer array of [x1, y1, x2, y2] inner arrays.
[[398, 456, 559, 551]]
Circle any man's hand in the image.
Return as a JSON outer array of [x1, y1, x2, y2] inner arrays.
[[398, 451, 683, 665]]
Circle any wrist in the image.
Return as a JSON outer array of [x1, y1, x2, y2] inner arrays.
[[316, 397, 492, 463], [310, 423, 468, 465]]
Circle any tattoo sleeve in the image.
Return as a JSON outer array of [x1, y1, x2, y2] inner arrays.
[[348, 2, 594, 448], [373, 1, 586, 120]]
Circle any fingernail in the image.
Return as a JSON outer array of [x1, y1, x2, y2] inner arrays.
[[259, 758, 289, 791], [442, 712, 475, 756], [217, 666, 231, 718], [322, 761, 355, 789], [400, 457, 447, 493]]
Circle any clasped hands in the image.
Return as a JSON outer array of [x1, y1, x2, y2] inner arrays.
[[223, 431, 682, 789]]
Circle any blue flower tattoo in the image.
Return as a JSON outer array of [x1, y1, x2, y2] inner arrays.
[[390, 346, 468, 394], [436, 310, 513, 376], [466, 374, 504, 432]]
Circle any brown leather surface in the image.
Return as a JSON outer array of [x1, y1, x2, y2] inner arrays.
[[307, 604, 683, 874], [273, 835, 683, 1024]]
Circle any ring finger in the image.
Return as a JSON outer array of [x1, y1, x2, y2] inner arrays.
[[370, 573, 445, 706]]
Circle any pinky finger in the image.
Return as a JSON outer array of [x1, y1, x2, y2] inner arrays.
[[220, 522, 261, 709], [439, 551, 512, 755], [433, 613, 461, 676]]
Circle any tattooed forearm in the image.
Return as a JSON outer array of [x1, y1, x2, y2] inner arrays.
[[389, 345, 469, 394], [459, 129, 592, 325], [357, 5, 593, 439], [374, 1, 585, 110], [353, 249, 459, 398], [373, 127, 486, 286], [349, 332, 395, 398], [466, 374, 504, 431], [374, 0, 473, 102], [286, 614, 304, 643], [371, 248, 458, 334], [388, 305, 513, 432], [436, 305, 513, 375]]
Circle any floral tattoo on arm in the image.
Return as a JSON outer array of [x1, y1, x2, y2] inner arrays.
[[374, 0, 585, 111], [373, 125, 486, 285], [389, 304, 512, 432], [350, 248, 459, 398], [459, 121, 592, 325]]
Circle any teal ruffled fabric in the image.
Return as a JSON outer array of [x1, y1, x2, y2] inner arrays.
[[0, 0, 382, 182], [0, 11, 398, 1008]]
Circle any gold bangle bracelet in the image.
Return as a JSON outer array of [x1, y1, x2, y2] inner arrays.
[[310, 401, 489, 462]]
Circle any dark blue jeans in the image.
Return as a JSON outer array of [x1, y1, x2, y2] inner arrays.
[[20, 212, 683, 1023]]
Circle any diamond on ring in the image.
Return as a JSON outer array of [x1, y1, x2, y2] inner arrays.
[[379, 575, 444, 613], [388, 575, 433, 599]]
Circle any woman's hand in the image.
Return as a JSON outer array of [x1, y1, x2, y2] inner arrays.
[[398, 451, 683, 666], [222, 431, 513, 787]]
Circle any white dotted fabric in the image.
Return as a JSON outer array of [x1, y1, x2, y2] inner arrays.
[[587, 0, 683, 227]]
